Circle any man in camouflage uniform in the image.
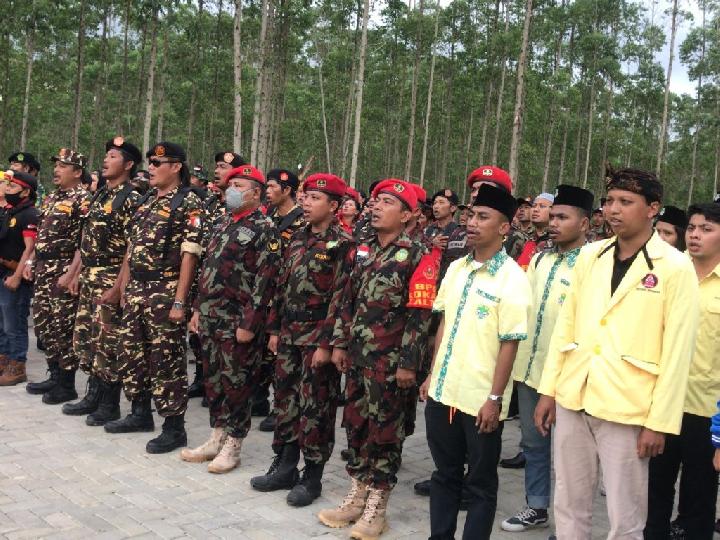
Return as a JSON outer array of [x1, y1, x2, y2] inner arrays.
[[318, 179, 432, 539], [187, 151, 247, 402], [103, 142, 203, 455], [180, 164, 280, 473], [25, 148, 90, 404], [251, 173, 355, 506], [60, 137, 142, 426]]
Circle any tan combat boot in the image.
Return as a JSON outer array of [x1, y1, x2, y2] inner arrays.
[[317, 478, 368, 528], [180, 427, 227, 463], [0, 360, 26, 386], [0, 354, 10, 375], [207, 435, 242, 473], [349, 488, 390, 540]]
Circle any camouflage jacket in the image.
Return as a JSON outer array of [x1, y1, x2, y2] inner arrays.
[[504, 225, 535, 261], [267, 221, 356, 348], [200, 192, 227, 253], [126, 186, 204, 279], [80, 182, 140, 268], [440, 225, 469, 284], [197, 207, 280, 336], [268, 205, 305, 249], [353, 212, 373, 240], [36, 185, 91, 261], [331, 232, 431, 373]]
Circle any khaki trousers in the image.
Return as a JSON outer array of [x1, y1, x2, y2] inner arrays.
[[553, 405, 648, 540]]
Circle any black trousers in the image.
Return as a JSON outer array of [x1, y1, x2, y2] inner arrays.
[[645, 413, 719, 540], [425, 398, 503, 540]]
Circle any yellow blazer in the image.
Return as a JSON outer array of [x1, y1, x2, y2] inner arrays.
[[538, 232, 699, 435]]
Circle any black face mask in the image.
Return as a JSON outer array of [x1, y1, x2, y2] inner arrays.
[[5, 192, 25, 207]]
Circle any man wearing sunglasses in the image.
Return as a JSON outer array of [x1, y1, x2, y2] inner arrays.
[[104, 142, 203, 455]]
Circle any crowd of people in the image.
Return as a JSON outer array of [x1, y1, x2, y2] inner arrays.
[[0, 139, 718, 540]]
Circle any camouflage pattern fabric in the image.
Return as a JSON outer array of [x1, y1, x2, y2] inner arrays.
[[119, 187, 203, 417], [267, 222, 355, 462], [503, 225, 535, 261], [74, 183, 139, 383], [33, 186, 90, 371], [353, 212, 373, 240]]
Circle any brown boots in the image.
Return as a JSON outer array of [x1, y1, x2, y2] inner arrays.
[[207, 435, 243, 474], [180, 427, 227, 463], [0, 354, 10, 374], [349, 488, 390, 540], [318, 478, 369, 528], [0, 360, 26, 386]]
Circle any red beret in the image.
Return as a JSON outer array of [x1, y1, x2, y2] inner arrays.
[[408, 183, 427, 205], [345, 186, 361, 203], [372, 179, 418, 211], [304, 173, 347, 197], [228, 164, 265, 185], [467, 166, 513, 193]]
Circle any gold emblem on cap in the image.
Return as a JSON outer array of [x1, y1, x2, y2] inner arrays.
[[482, 168, 493, 176], [113, 136, 125, 146], [224, 152, 234, 164], [242, 167, 252, 175], [317, 179, 327, 188], [155, 145, 166, 157], [393, 183, 405, 193]]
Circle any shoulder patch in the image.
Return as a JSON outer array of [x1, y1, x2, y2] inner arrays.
[[268, 239, 280, 252]]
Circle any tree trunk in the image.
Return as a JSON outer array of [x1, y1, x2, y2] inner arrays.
[[88, 7, 110, 169], [478, 81, 493, 164], [419, 7, 440, 187], [186, 0, 205, 163], [491, 1, 510, 164], [204, 1, 225, 166], [233, 0, 243, 153], [507, 0, 534, 191], [71, 0, 87, 149], [688, 2, 705, 206], [317, 47, 332, 172], [340, 8, 360, 177], [141, 6, 159, 161], [463, 107, 474, 202], [599, 78, 614, 192], [20, 20, 35, 149], [655, 0, 678, 175], [557, 112, 570, 185], [582, 72, 597, 189], [404, 0, 425, 181], [251, 0, 271, 164], [349, 0, 370, 187], [119, 0, 131, 133], [155, 29, 170, 142]]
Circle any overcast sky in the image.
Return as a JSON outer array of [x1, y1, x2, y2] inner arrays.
[[651, 0, 701, 95]]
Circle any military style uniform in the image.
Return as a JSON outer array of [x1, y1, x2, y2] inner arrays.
[[120, 186, 204, 417], [197, 207, 280, 438], [333, 231, 431, 490], [504, 224, 534, 261]]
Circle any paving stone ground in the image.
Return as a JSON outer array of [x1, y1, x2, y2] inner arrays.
[[0, 336, 617, 539]]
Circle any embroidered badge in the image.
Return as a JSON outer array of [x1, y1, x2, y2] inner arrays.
[[113, 136, 125, 146], [155, 145, 165, 157], [268, 239, 280, 252], [357, 245, 370, 258], [315, 252, 329, 261], [280, 172, 289, 181], [317, 179, 327, 188], [326, 240, 338, 250], [242, 167, 252, 176], [423, 265, 435, 279], [482, 168, 493, 176], [9, 217, 16, 227], [395, 248, 409, 262], [477, 305, 490, 319], [224, 152, 235, 164], [393, 183, 405, 193], [103, 202, 113, 214], [558, 292, 567, 305], [642, 273, 658, 288]]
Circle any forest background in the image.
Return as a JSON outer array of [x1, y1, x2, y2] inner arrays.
[[1, 0, 717, 206]]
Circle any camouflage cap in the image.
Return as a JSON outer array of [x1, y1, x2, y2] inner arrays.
[[191, 165, 208, 183], [51, 148, 88, 169]]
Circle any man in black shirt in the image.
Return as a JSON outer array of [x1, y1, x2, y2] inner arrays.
[[0, 171, 39, 385]]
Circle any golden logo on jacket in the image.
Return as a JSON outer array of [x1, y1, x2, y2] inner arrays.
[[395, 248, 408, 262]]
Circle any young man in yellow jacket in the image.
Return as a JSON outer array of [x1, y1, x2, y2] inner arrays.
[[535, 167, 699, 539], [645, 202, 720, 539]]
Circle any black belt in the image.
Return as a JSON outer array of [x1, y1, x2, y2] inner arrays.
[[82, 255, 124, 268], [36, 250, 74, 261], [284, 305, 329, 322], [130, 269, 179, 281]]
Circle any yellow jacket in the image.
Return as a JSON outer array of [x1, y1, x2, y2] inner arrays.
[[538, 233, 699, 435]]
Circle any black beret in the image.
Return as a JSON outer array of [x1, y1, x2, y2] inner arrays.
[[432, 189, 460, 206], [516, 197, 532, 207], [472, 183, 519, 222], [6, 170, 37, 193], [553, 184, 595, 214], [105, 136, 142, 165], [147, 141, 186, 162], [8, 151, 40, 172], [657, 205, 688, 229], [266, 168, 299, 190], [214, 151, 246, 167]]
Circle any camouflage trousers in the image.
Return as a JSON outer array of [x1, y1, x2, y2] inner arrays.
[[201, 318, 263, 438], [33, 259, 82, 372], [119, 279, 188, 417], [343, 365, 419, 490], [73, 266, 123, 383], [272, 343, 341, 464]]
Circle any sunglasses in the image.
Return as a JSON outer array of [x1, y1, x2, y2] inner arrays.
[[148, 158, 179, 168]]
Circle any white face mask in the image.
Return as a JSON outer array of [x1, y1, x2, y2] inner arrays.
[[225, 186, 252, 210]]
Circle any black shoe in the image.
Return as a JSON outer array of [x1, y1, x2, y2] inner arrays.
[[499, 451, 526, 469], [252, 399, 270, 417], [36, 337, 46, 351], [146, 414, 187, 454], [414, 479, 431, 496], [42, 369, 77, 404], [287, 462, 324, 507], [501, 507, 550, 531], [251, 443, 300, 492], [86, 381, 122, 426], [258, 413, 276, 432], [62, 375, 102, 415], [201, 396, 208, 408], [340, 449, 352, 461], [26, 362, 60, 395], [187, 363, 204, 399], [104, 396, 155, 433]]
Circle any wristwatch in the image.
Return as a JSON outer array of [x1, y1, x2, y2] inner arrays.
[[488, 394, 503, 404], [172, 300, 184, 310]]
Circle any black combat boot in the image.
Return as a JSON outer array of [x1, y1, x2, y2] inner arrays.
[[104, 395, 155, 433], [187, 363, 204, 399], [250, 443, 300, 491], [62, 375, 102, 415], [146, 414, 187, 454], [42, 369, 78, 404], [251, 398, 270, 417], [26, 362, 60, 395], [86, 381, 122, 426], [258, 412, 276, 432], [286, 462, 325, 507]]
